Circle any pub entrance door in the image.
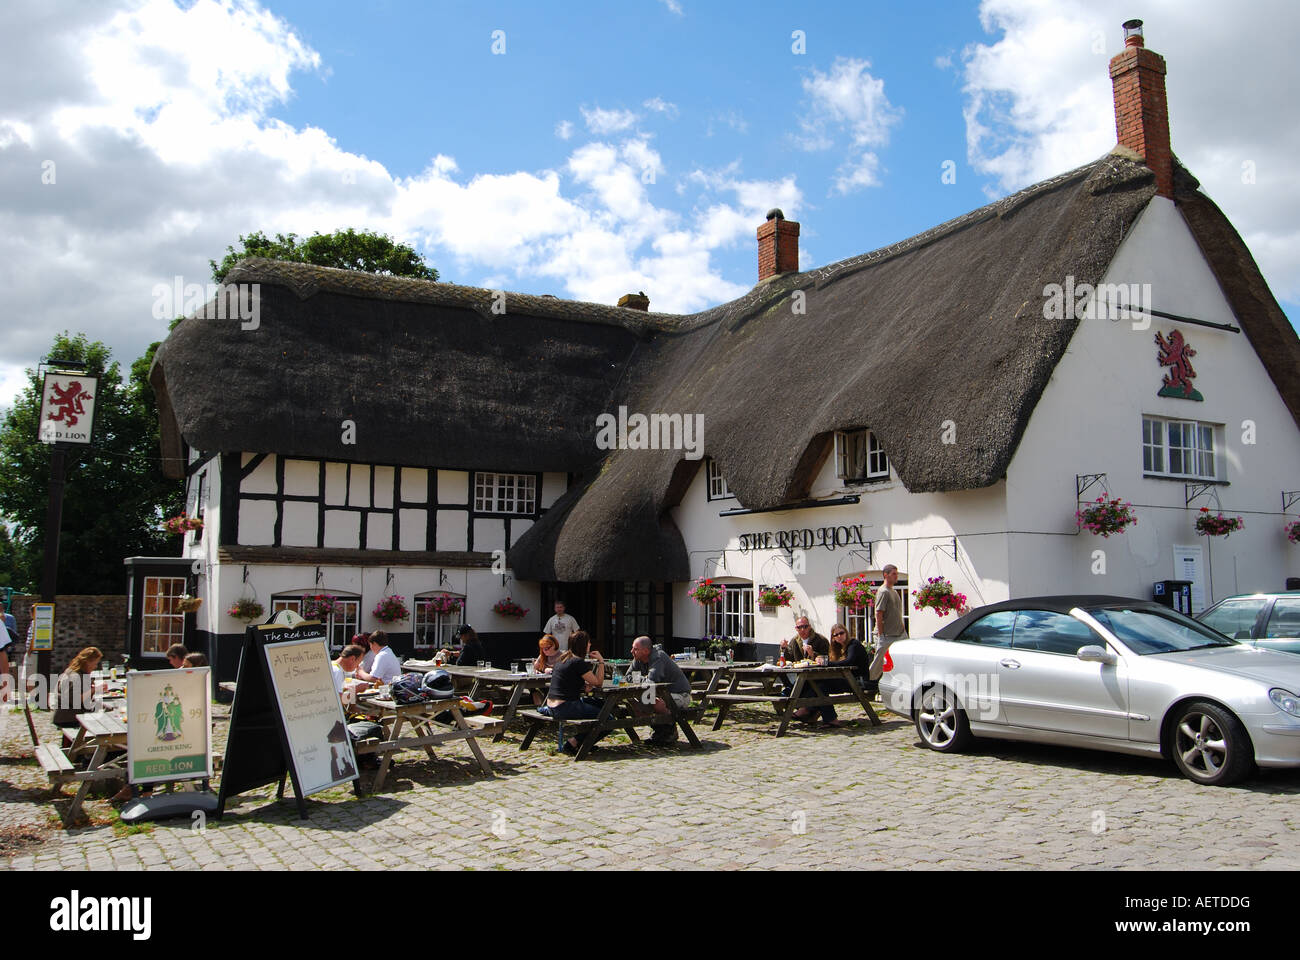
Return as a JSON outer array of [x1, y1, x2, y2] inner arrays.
[[541, 582, 673, 659]]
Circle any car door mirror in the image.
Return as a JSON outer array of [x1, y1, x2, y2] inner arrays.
[[1076, 645, 1116, 665]]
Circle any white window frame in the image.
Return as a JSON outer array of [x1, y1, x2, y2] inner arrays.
[[413, 593, 467, 649], [835, 430, 889, 482], [1142, 416, 1220, 480], [473, 472, 537, 516], [142, 576, 187, 656], [706, 459, 734, 501], [272, 593, 360, 650], [705, 584, 754, 641]]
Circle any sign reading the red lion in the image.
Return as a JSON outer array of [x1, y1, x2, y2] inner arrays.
[[37, 372, 98, 444], [1154, 330, 1204, 401]]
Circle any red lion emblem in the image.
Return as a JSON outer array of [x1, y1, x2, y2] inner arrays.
[[1154, 330, 1202, 401], [46, 380, 93, 426]]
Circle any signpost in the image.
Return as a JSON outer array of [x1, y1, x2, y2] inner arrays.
[[216, 611, 357, 820], [34, 366, 98, 699], [30, 603, 54, 651]]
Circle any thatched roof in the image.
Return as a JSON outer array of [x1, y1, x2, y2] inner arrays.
[[152, 152, 1300, 583]]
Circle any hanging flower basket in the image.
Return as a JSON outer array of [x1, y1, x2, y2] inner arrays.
[[227, 598, 264, 622], [1285, 520, 1300, 544], [301, 593, 340, 620], [756, 584, 794, 608], [833, 575, 876, 611], [912, 577, 968, 618], [177, 595, 203, 614], [1195, 508, 1244, 538], [688, 577, 726, 606], [422, 595, 464, 617], [373, 594, 410, 623], [162, 513, 203, 535], [1075, 496, 1138, 537], [492, 597, 529, 619]]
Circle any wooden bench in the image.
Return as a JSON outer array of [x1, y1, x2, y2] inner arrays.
[[517, 684, 703, 760], [35, 744, 76, 784]]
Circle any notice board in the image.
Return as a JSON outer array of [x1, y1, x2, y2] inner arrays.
[[264, 636, 357, 793]]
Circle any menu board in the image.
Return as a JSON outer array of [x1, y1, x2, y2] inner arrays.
[[126, 667, 213, 784], [1172, 544, 1206, 614], [31, 603, 54, 652], [263, 637, 357, 794]]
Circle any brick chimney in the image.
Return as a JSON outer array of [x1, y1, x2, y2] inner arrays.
[[757, 208, 799, 282], [1110, 19, 1173, 199], [617, 291, 649, 311]]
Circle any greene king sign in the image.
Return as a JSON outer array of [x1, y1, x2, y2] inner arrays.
[[38, 372, 97, 444]]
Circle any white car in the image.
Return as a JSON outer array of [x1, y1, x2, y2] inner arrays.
[[878, 595, 1300, 786]]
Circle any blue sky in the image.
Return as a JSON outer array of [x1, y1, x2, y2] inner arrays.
[[1, 0, 1296, 409]]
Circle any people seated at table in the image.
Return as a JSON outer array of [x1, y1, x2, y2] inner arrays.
[[181, 652, 207, 667], [531, 634, 569, 705], [354, 633, 376, 673], [356, 630, 402, 685], [332, 644, 368, 702], [53, 646, 105, 748], [539, 630, 605, 754], [454, 624, 487, 666], [793, 622, 862, 726], [165, 643, 189, 669], [627, 636, 692, 745]]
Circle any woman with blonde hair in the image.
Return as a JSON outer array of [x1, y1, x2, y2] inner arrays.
[[531, 634, 568, 704], [53, 646, 105, 746]]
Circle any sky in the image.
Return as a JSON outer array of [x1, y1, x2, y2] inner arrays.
[[2, 0, 1297, 413]]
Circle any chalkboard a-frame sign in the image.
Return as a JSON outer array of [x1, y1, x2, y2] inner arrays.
[[215, 612, 358, 819]]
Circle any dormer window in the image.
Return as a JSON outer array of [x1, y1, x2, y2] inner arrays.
[[706, 458, 734, 501], [835, 430, 889, 482]]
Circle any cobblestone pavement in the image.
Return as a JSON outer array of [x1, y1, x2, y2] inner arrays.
[[4, 697, 1300, 870]]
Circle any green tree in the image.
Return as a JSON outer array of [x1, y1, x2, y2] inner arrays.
[[0, 333, 183, 595], [210, 228, 439, 283]]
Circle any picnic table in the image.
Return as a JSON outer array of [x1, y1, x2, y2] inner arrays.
[[707, 665, 880, 736], [676, 660, 761, 698], [352, 692, 503, 792], [403, 660, 554, 740], [517, 681, 703, 760], [37, 711, 129, 820]]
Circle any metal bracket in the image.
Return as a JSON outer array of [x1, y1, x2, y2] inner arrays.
[[1284, 491, 1300, 513], [836, 547, 874, 578], [1076, 473, 1108, 500], [439, 569, 451, 587], [702, 554, 727, 579], [935, 538, 959, 563], [242, 565, 250, 583], [385, 568, 395, 588], [315, 566, 323, 586], [1185, 483, 1217, 507]]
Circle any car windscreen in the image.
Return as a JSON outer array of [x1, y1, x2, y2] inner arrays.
[[1089, 606, 1240, 655]]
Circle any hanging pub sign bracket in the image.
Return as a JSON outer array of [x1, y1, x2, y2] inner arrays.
[[1284, 491, 1300, 513], [1076, 473, 1108, 501]]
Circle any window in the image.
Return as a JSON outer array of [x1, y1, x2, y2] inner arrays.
[[837, 574, 909, 645], [272, 594, 360, 650], [413, 594, 466, 649], [1142, 416, 1220, 480], [473, 472, 537, 515], [1265, 599, 1300, 639], [142, 576, 187, 655], [1200, 598, 1268, 640], [835, 430, 889, 482], [706, 584, 754, 641], [1012, 610, 1100, 656], [706, 459, 733, 500], [955, 610, 1016, 647]]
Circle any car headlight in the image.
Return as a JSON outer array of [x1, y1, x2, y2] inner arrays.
[[1269, 688, 1300, 718]]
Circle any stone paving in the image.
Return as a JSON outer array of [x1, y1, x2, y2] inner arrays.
[[3, 695, 1299, 870]]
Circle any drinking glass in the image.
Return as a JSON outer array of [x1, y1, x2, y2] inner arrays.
[[477, 660, 487, 669], [765, 656, 774, 665]]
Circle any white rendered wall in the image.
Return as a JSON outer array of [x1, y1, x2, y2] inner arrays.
[[1005, 196, 1300, 607]]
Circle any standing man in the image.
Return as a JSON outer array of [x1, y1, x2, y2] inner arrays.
[[867, 565, 907, 694], [543, 599, 579, 653]]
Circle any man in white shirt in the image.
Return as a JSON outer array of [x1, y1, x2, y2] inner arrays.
[[356, 630, 402, 685], [543, 600, 580, 653]]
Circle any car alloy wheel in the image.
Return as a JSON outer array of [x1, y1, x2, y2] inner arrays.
[[1170, 700, 1253, 786], [914, 684, 972, 753]]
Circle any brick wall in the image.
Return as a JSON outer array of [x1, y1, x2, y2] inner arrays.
[[9, 594, 128, 669]]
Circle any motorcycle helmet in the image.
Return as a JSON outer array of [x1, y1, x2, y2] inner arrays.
[[422, 669, 455, 699]]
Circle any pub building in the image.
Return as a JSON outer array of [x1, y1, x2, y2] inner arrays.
[[133, 23, 1300, 678]]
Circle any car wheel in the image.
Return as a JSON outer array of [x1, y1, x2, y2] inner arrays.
[[1170, 700, 1254, 786], [914, 684, 972, 753]]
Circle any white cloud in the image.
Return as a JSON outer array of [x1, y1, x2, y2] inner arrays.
[[580, 105, 640, 134], [934, 54, 954, 70], [643, 96, 679, 119], [959, 0, 1300, 304], [794, 57, 901, 193], [658, 0, 684, 15], [0, 0, 806, 411], [555, 119, 574, 140], [705, 109, 749, 137]]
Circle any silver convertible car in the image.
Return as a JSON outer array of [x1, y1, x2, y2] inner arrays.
[[878, 595, 1300, 785]]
